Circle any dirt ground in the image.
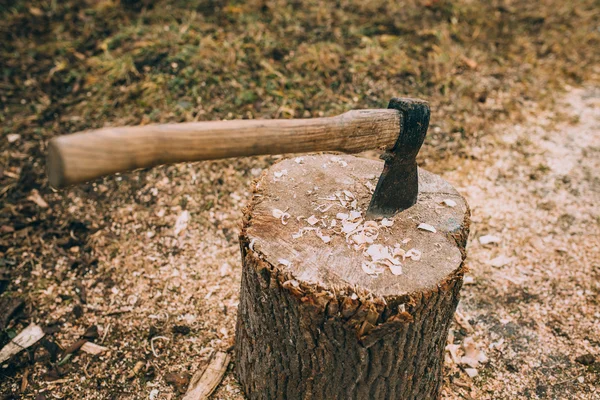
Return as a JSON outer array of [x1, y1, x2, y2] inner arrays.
[[1, 1, 600, 399]]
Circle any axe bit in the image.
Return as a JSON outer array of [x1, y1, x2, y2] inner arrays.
[[47, 97, 429, 218]]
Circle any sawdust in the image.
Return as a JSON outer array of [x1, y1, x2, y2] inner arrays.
[[441, 87, 600, 399]]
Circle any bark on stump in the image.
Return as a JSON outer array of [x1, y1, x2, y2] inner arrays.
[[235, 154, 470, 400]]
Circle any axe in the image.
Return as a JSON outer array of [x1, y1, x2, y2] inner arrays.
[[47, 97, 430, 218]]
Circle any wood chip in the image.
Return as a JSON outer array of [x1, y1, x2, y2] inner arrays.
[[488, 255, 513, 268], [479, 234, 501, 245], [278, 259, 291, 267], [389, 264, 403, 275], [441, 199, 457, 207], [460, 337, 488, 368], [273, 169, 288, 179], [174, 211, 190, 236], [380, 218, 393, 227], [27, 189, 48, 208], [404, 248, 422, 261], [306, 215, 319, 225], [0, 323, 45, 363], [183, 351, 231, 400], [454, 311, 474, 333], [7, 133, 20, 143], [417, 223, 436, 233], [80, 342, 109, 355]]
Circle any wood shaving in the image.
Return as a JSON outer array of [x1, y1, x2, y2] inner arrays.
[[314, 204, 334, 213], [278, 259, 291, 267], [381, 218, 393, 227], [389, 264, 403, 275], [417, 223, 436, 233], [271, 208, 290, 224], [273, 169, 288, 179], [361, 261, 385, 276], [404, 248, 422, 261], [294, 157, 304, 164], [315, 229, 331, 244], [330, 156, 348, 167], [460, 337, 488, 368], [306, 215, 319, 225], [348, 210, 362, 221], [442, 198, 457, 207], [364, 180, 376, 193]]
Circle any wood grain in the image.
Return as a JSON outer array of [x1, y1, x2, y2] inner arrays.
[[47, 109, 400, 188], [235, 154, 470, 399]]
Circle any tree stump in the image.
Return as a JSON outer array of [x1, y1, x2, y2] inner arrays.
[[235, 154, 470, 400]]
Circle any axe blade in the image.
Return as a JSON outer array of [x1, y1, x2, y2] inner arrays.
[[366, 98, 430, 218]]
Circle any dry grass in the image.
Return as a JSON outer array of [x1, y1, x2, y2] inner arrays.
[[1, 0, 599, 398]]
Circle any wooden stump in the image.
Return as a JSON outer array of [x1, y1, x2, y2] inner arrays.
[[235, 154, 470, 400]]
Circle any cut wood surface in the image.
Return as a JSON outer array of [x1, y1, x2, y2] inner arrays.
[[235, 154, 470, 399], [246, 154, 469, 297], [47, 109, 400, 188]]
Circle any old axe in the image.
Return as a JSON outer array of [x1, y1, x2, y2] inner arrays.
[[47, 97, 430, 218]]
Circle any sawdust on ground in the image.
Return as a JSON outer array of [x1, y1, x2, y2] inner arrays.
[[2, 79, 599, 398], [440, 86, 600, 399]]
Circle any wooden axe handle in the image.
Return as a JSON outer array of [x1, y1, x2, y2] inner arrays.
[[47, 109, 400, 188]]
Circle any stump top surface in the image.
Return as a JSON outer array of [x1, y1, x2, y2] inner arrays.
[[245, 154, 468, 297]]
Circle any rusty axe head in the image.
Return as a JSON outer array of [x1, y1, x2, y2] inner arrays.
[[366, 98, 430, 218]]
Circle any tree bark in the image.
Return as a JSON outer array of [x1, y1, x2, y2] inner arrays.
[[235, 154, 469, 400]]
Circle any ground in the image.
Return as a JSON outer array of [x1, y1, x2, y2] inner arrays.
[[1, 1, 599, 399]]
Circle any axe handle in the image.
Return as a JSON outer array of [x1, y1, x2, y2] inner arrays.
[[47, 109, 400, 188]]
